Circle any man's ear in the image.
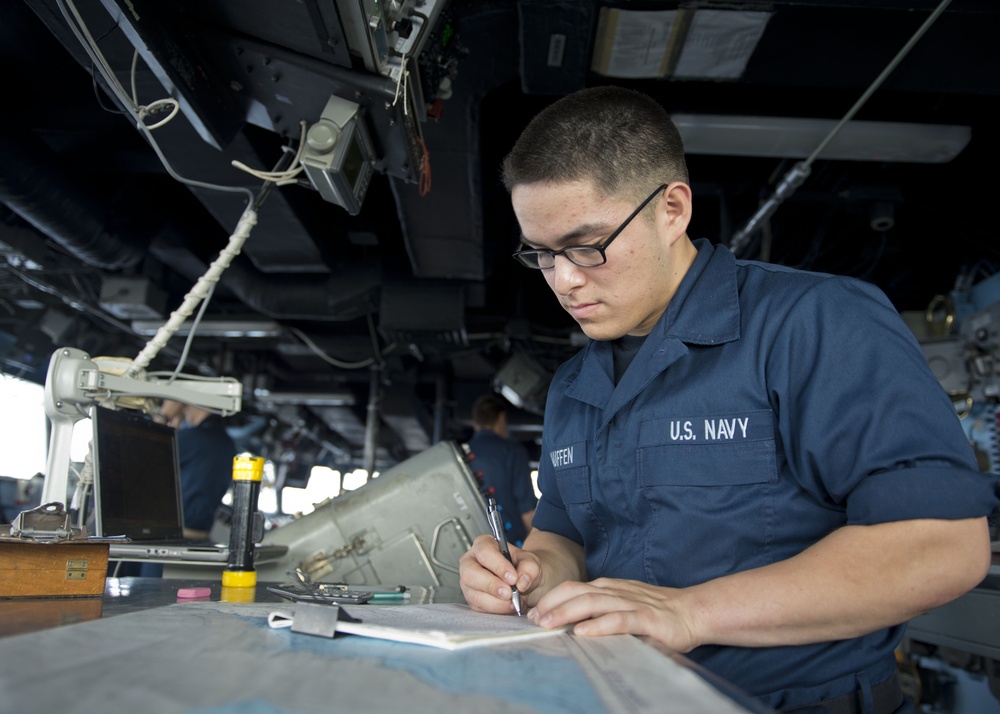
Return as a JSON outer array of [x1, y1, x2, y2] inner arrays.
[[496, 411, 508, 438], [658, 182, 693, 243]]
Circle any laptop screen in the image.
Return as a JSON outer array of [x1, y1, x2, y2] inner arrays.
[[92, 405, 185, 540]]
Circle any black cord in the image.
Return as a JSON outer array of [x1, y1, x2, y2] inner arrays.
[[89, 19, 125, 114], [250, 135, 300, 211], [91, 68, 124, 114]]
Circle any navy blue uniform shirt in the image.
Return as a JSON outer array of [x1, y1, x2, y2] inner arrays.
[[178, 416, 237, 533], [534, 239, 999, 710]]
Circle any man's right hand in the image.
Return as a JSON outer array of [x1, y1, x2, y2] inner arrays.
[[459, 528, 586, 615], [459, 534, 540, 614]]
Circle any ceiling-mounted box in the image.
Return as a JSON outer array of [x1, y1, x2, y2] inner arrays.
[[378, 282, 467, 348], [99, 277, 167, 320], [300, 95, 376, 216]]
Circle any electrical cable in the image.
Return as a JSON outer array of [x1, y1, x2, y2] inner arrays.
[[366, 312, 384, 366], [129, 48, 138, 104], [92, 69, 124, 114], [59, 0, 129, 107], [392, 52, 410, 117], [138, 123, 255, 202], [146, 370, 234, 383], [166, 281, 217, 384], [418, 135, 431, 196], [135, 158, 283, 381], [231, 120, 308, 186], [90, 15, 124, 115], [388, 24, 430, 195], [130, 50, 180, 130], [53, 0, 271, 377], [128, 206, 257, 376], [287, 326, 397, 370], [56, 0, 254, 205], [71, 447, 92, 528]]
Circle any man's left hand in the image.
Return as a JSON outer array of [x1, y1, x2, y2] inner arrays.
[[528, 577, 699, 653]]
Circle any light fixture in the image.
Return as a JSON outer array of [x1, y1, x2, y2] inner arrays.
[[253, 390, 356, 407], [673, 115, 971, 163], [131, 319, 284, 338], [495, 352, 551, 415]]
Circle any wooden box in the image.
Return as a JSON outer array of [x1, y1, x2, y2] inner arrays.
[[0, 541, 109, 598], [0, 597, 104, 637]]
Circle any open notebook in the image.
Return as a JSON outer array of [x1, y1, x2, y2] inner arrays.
[[91, 405, 285, 565]]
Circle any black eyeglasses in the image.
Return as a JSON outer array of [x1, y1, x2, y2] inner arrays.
[[512, 184, 668, 270]]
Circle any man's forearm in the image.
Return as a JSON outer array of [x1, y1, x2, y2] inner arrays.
[[681, 517, 990, 648]]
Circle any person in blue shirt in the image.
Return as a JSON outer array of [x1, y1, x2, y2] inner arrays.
[[160, 399, 237, 540], [458, 86, 999, 713], [467, 393, 537, 547]]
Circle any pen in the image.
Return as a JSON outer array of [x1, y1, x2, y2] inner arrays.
[[369, 593, 411, 602], [486, 497, 524, 616]]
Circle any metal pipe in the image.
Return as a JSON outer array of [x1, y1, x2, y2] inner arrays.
[[728, 0, 953, 256], [362, 364, 382, 479]]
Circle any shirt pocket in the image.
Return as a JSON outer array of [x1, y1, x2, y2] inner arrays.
[[637, 413, 778, 587], [554, 465, 592, 504], [639, 439, 777, 487]]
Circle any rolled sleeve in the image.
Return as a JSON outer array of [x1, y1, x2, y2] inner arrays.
[[847, 461, 1000, 524], [532, 453, 584, 544], [767, 275, 999, 520]]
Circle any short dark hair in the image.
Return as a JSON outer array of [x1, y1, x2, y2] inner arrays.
[[501, 86, 689, 201], [472, 393, 508, 429]]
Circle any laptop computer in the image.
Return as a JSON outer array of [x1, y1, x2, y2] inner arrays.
[[91, 405, 285, 565]]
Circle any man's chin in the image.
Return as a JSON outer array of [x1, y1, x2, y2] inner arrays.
[[576, 322, 624, 342]]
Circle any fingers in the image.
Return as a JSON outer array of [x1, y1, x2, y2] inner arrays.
[[528, 580, 598, 626], [534, 592, 647, 637], [459, 535, 526, 615], [527, 578, 697, 652]]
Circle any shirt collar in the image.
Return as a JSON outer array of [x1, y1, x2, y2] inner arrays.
[[649, 237, 741, 347], [565, 239, 742, 408]]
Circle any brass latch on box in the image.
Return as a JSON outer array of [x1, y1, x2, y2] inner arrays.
[[65, 559, 90, 580]]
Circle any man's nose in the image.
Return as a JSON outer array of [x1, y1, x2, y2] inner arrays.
[[550, 253, 586, 293]]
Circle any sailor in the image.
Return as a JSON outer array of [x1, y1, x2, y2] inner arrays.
[[459, 85, 999, 713]]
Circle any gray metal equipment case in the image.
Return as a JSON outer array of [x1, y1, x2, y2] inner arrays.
[[253, 440, 490, 587]]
